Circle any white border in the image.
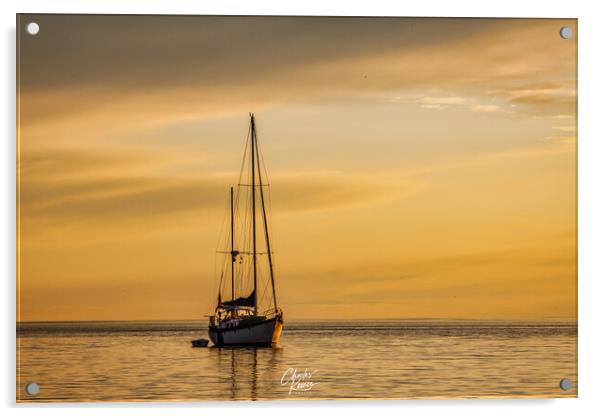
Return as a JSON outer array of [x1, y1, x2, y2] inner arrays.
[[3, 1, 601, 414]]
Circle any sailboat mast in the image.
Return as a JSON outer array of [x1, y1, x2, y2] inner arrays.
[[230, 186, 235, 301], [250, 114, 258, 314], [255, 137, 278, 310]]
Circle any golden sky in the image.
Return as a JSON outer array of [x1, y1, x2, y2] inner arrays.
[[17, 16, 577, 321]]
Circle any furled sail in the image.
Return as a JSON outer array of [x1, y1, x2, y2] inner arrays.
[[222, 290, 256, 308]]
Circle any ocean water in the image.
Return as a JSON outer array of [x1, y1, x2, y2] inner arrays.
[[16, 320, 577, 402]]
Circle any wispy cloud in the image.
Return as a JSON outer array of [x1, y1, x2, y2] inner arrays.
[[420, 96, 466, 105], [420, 104, 447, 110], [541, 135, 576, 145], [19, 150, 419, 224], [471, 104, 503, 113], [553, 126, 577, 132]]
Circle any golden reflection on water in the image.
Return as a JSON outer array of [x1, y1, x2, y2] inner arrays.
[[17, 320, 577, 402]]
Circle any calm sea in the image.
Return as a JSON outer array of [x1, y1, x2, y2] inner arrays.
[[16, 320, 577, 402]]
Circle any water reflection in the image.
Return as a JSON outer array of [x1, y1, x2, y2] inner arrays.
[[214, 346, 280, 400], [16, 320, 577, 401]]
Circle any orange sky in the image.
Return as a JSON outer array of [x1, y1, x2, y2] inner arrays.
[[17, 16, 577, 321]]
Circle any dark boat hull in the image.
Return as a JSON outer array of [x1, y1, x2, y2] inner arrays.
[[209, 317, 283, 347], [191, 338, 209, 347]]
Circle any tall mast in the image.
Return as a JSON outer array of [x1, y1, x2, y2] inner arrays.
[[255, 136, 278, 310], [250, 114, 258, 314], [230, 186, 235, 301]]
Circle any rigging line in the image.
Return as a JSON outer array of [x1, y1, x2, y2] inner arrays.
[[254, 129, 278, 310], [236, 122, 252, 189], [256, 133, 271, 185], [243, 145, 252, 293], [235, 134, 251, 295], [258, 150, 274, 262], [261, 266, 274, 304], [220, 248, 229, 296], [266, 187, 275, 276], [238, 173, 251, 297], [257, 134, 275, 256], [214, 191, 231, 301], [218, 270, 225, 297], [214, 189, 230, 257], [221, 227, 231, 294], [256, 135, 276, 262], [255, 261, 261, 299], [256, 254, 273, 308], [239, 177, 248, 250], [232, 117, 252, 298], [232, 120, 251, 298], [233, 127, 249, 239]]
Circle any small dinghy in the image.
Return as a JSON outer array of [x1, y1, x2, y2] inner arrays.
[[191, 338, 209, 347]]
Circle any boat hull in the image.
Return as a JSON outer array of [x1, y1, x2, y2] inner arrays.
[[209, 317, 283, 347]]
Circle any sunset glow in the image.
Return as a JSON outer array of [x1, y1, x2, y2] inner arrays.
[[17, 16, 577, 321]]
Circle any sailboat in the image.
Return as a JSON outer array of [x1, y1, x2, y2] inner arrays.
[[208, 113, 283, 347]]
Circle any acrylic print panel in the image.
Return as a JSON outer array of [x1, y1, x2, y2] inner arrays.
[[16, 15, 577, 402]]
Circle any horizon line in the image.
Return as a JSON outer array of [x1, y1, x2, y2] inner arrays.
[[16, 317, 578, 324]]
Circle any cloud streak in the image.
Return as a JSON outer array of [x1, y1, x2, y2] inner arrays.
[[20, 151, 414, 224]]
